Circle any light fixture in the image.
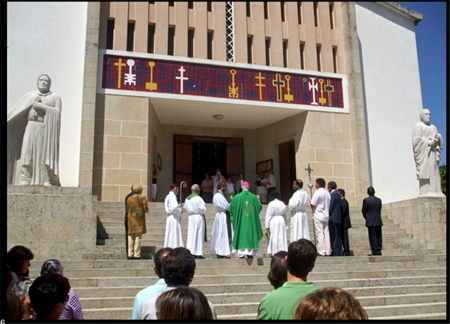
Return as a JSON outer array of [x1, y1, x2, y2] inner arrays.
[[213, 114, 224, 120]]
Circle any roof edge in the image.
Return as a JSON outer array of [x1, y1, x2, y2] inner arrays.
[[378, 2, 425, 25]]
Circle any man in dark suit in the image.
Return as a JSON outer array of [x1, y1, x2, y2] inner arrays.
[[337, 188, 352, 256], [125, 184, 135, 259], [361, 187, 383, 256], [327, 181, 343, 256]]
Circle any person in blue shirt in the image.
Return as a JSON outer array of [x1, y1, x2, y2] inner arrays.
[[131, 248, 173, 319]]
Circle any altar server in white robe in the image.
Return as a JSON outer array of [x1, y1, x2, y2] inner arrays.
[[164, 184, 183, 248], [210, 181, 232, 259], [184, 184, 207, 259], [265, 192, 288, 255], [289, 179, 310, 242]]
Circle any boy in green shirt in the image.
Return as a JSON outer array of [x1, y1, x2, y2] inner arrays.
[[257, 239, 318, 320]]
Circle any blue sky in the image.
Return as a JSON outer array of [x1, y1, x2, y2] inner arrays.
[[397, 2, 447, 166]]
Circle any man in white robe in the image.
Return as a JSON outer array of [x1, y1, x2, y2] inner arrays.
[[184, 184, 207, 259], [412, 109, 444, 196], [210, 181, 232, 259], [289, 179, 311, 242], [265, 192, 288, 255], [164, 184, 183, 248]]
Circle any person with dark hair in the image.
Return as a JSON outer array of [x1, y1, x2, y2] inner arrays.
[[293, 287, 368, 320], [327, 181, 343, 256], [39, 259, 84, 320], [131, 247, 173, 319], [362, 186, 383, 256], [265, 191, 288, 255], [7, 245, 34, 284], [257, 239, 318, 320], [127, 184, 149, 260], [310, 178, 331, 257], [337, 188, 352, 256], [267, 251, 288, 289], [29, 273, 71, 321], [139, 247, 217, 319], [164, 184, 184, 248], [156, 287, 214, 320], [288, 179, 310, 242], [210, 181, 232, 258]]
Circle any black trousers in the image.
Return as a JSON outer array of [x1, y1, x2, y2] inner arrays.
[[368, 226, 382, 255], [329, 220, 343, 256], [341, 225, 350, 254]]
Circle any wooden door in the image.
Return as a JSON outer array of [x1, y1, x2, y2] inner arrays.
[[279, 141, 293, 204], [173, 135, 193, 202], [226, 138, 244, 184]]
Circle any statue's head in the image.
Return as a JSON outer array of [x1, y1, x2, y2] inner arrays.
[[420, 109, 431, 125], [37, 74, 51, 93]]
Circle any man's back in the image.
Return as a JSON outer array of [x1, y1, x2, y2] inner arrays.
[[131, 278, 167, 319], [258, 281, 318, 320], [362, 195, 383, 227]]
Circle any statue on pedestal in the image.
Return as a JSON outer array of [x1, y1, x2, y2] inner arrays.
[[412, 109, 444, 196], [7, 74, 61, 186]]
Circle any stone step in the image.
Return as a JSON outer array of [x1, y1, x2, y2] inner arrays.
[[28, 260, 447, 279], [78, 290, 446, 311], [28, 254, 446, 270], [82, 301, 447, 320], [58, 268, 447, 289]]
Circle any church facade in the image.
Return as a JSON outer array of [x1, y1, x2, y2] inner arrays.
[[7, 2, 425, 205]]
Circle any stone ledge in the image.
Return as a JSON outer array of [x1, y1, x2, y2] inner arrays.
[[7, 185, 92, 196]]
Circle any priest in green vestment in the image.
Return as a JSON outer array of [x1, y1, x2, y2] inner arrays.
[[229, 181, 264, 258]]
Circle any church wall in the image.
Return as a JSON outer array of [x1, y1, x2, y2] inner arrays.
[[355, 3, 422, 203], [7, 2, 88, 187]]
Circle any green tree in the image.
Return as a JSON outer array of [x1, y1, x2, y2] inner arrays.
[[439, 165, 447, 196]]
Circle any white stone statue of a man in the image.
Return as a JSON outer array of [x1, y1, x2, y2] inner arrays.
[[7, 74, 62, 186], [412, 109, 444, 196]]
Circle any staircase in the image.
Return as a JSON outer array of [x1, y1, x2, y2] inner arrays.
[[29, 202, 447, 320]]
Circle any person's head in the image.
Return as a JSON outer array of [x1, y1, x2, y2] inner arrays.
[[218, 181, 227, 192], [40, 259, 63, 276], [226, 177, 232, 183], [271, 191, 281, 200], [37, 74, 51, 93], [337, 188, 345, 198], [268, 169, 273, 175], [327, 181, 337, 192], [315, 178, 325, 189], [268, 251, 288, 289], [170, 184, 180, 195], [191, 184, 200, 194], [294, 287, 368, 320], [259, 171, 265, 179], [204, 173, 210, 180], [153, 248, 173, 278], [420, 109, 431, 125], [156, 287, 213, 320], [239, 173, 244, 180], [293, 179, 303, 190], [286, 239, 317, 280], [7, 292, 23, 320], [216, 169, 221, 174], [161, 247, 196, 287], [242, 181, 250, 190], [29, 273, 70, 319], [367, 187, 375, 196], [7, 245, 34, 274], [132, 184, 143, 195]]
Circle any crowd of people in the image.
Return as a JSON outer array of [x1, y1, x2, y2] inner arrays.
[[7, 173, 380, 320]]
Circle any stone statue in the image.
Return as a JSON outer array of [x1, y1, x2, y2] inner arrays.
[[412, 109, 444, 196], [7, 74, 61, 186]]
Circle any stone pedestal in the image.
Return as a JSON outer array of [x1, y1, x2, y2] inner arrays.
[[7, 185, 98, 261], [384, 196, 447, 250]]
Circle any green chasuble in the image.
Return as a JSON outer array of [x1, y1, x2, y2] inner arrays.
[[229, 190, 263, 250]]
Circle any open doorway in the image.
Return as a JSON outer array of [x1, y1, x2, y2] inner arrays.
[[279, 141, 296, 204], [192, 137, 226, 189]]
